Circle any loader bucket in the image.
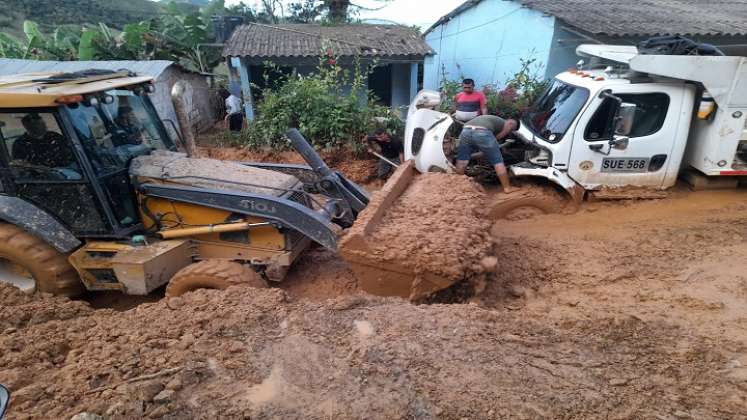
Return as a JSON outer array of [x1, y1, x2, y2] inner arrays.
[[339, 160, 457, 300]]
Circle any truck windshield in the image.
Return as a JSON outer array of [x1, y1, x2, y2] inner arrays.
[[66, 88, 174, 175], [523, 79, 589, 143]]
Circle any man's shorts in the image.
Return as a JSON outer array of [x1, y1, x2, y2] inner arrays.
[[457, 127, 504, 165]]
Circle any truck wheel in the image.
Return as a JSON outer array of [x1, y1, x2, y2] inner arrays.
[[0, 224, 83, 296], [488, 184, 571, 221], [165, 260, 267, 297]]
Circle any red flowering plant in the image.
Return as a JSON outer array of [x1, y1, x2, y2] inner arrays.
[[484, 58, 548, 120]]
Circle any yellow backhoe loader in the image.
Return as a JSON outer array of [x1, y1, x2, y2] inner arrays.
[[0, 69, 370, 298]]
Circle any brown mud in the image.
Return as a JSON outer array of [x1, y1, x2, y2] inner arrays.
[[2, 147, 747, 418], [347, 172, 494, 298], [196, 146, 379, 185]]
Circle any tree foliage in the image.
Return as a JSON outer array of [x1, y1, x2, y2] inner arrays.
[[0, 3, 224, 72], [0, 0, 166, 37], [0, 0, 396, 67]]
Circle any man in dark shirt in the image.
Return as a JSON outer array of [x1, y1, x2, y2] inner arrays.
[[113, 106, 144, 145], [456, 115, 518, 193], [12, 113, 75, 168], [363, 128, 404, 179]]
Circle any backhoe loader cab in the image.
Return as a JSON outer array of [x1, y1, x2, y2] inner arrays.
[[0, 70, 368, 297]]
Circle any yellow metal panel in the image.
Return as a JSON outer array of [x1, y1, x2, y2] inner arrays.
[[140, 196, 287, 251], [68, 239, 193, 295]]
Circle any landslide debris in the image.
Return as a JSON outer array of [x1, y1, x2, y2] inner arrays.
[[341, 172, 495, 299], [368, 173, 493, 280], [1, 282, 744, 420]]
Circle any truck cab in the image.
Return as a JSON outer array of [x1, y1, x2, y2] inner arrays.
[[514, 67, 695, 191]]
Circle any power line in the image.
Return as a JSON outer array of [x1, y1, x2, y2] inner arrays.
[[430, 6, 523, 41]]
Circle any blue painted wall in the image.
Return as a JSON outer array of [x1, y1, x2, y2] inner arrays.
[[423, 0, 563, 90]]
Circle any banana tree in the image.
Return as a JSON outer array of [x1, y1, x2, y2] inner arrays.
[[0, 33, 25, 58]]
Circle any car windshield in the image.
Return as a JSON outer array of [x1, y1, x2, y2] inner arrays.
[[66, 88, 174, 175], [523, 79, 589, 143]]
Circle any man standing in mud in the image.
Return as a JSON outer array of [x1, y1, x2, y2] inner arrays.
[[363, 128, 404, 180], [455, 115, 518, 194]]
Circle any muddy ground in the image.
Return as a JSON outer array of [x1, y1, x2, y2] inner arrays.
[[1, 149, 747, 418], [196, 146, 380, 186]]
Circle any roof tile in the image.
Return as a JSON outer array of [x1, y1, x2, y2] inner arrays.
[[520, 0, 747, 37], [222, 23, 433, 58]]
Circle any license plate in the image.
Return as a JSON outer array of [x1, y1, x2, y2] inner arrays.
[[601, 158, 650, 173]]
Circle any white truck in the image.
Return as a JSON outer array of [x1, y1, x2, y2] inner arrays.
[[405, 44, 747, 217]]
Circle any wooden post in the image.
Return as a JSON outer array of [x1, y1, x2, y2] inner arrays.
[[231, 56, 254, 121], [410, 62, 419, 101], [170, 81, 196, 157]]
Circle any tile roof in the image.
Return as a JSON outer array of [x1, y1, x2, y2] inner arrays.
[[425, 0, 747, 37], [223, 23, 433, 59], [521, 0, 747, 37]]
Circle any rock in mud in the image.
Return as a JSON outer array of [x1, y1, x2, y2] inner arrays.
[[70, 413, 103, 420], [153, 389, 175, 404]]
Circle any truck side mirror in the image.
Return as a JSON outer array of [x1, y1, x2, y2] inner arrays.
[[614, 102, 637, 136], [0, 384, 9, 419]]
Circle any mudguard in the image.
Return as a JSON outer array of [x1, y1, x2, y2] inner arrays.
[[510, 164, 583, 201], [0, 195, 81, 253], [139, 183, 339, 251]]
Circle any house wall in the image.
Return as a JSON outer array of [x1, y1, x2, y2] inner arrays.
[[423, 0, 556, 90], [153, 67, 217, 138], [230, 57, 420, 118], [545, 26, 585, 79]]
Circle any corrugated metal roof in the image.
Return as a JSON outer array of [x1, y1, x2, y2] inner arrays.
[[521, 0, 747, 37], [425, 0, 747, 38], [223, 23, 433, 59], [0, 59, 176, 78]]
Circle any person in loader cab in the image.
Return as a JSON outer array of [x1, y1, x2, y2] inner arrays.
[[363, 128, 404, 180], [12, 113, 74, 168], [455, 115, 518, 194]]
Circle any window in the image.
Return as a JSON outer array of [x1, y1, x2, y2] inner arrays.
[[523, 79, 590, 143], [67, 89, 171, 177], [585, 93, 670, 141], [0, 111, 109, 233], [65, 88, 173, 228], [0, 112, 82, 181]]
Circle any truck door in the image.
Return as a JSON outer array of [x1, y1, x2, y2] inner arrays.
[[567, 84, 687, 189]]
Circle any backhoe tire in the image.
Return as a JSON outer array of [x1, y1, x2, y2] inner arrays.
[[0, 223, 83, 296], [488, 184, 571, 221], [165, 259, 267, 297]]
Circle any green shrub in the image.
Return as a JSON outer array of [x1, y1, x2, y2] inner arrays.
[[439, 58, 549, 120], [238, 57, 401, 152]]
